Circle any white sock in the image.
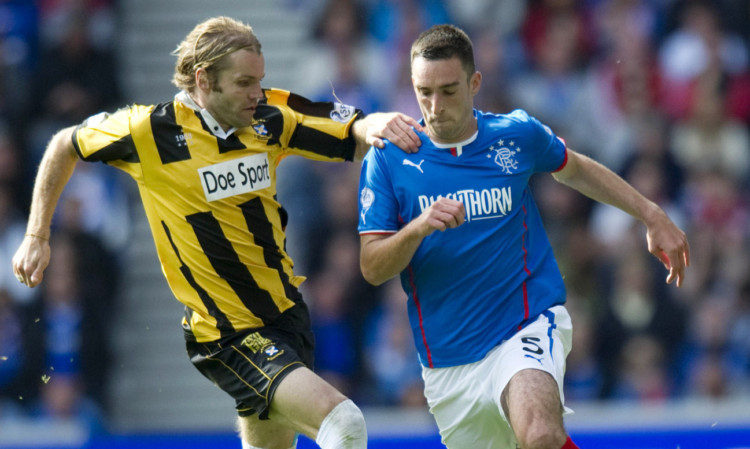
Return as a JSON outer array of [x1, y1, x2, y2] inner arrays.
[[315, 399, 367, 449]]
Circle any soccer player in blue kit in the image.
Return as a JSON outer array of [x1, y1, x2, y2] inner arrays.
[[358, 25, 690, 449]]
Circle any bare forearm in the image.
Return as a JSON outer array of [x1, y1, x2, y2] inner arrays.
[[552, 150, 660, 225], [350, 116, 371, 161], [360, 221, 429, 285], [27, 127, 79, 236], [553, 149, 689, 286], [361, 198, 465, 285], [13, 126, 79, 288]]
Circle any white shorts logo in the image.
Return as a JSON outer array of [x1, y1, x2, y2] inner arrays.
[[198, 153, 271, 202]]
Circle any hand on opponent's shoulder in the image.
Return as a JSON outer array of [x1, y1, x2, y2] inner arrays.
[[357, 112, 424, 153]]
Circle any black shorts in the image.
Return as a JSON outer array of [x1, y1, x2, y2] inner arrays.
[[186, 304, 315, 419]]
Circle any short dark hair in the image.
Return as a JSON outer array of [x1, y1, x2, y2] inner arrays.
[[410, 24, 476, 77]]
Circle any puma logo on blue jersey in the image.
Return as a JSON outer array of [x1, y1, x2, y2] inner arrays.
[[402, 159, 425, 173]]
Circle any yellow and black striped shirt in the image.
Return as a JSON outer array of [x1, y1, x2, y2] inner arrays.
[[72, 88, 361, 342]]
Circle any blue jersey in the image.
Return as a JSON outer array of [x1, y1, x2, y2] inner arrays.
[[358, 109, 568, 368]]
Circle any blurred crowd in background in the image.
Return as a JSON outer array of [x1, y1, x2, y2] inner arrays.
[[0, 0, 749, 436]]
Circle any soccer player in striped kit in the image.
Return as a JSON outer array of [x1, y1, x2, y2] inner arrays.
[[13, 16, 422, 449], [358, 24, 689, 449]]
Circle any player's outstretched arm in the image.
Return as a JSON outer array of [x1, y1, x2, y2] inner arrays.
[[351, 112, 424, 160], [552, 148, 690, 287], [360, 198, 465, 285], [12, 126, 79, 288]]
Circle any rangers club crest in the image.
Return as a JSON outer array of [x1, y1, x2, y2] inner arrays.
[[487, 139, 520, 174]]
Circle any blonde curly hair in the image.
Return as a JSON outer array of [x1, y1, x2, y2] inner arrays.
[[172, 16, 262, 92]]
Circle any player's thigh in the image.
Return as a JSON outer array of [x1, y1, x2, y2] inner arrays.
[[422, 359, 517, 449], [432, 401, 515, 449], [239, 413, 297, 449], [492, 304, 572, 417], [267, 366, 349, 439], [502, 368, 563, 425], [490, 306, 571, 444]]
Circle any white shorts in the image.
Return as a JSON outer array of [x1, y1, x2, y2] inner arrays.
[[421, 305, 573, 449]]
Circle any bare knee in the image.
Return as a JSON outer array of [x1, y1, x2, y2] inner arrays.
[[238, 415, 297, 449], [514, 419, 566, 449], [509, 401, 567, 449]]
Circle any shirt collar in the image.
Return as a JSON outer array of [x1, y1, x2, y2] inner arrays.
[[423, 109, 479, 157], [430, 130, 478, 157], [175, 90, 238, 139]]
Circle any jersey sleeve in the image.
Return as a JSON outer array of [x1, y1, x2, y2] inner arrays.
[[508, 109, 567, 173], [263, 88, 363, 162], [73, 108, 136, 162], [358, 146, 399, 234], [72, 106, 147, 178]]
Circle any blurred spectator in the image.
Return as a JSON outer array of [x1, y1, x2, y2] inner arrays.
[[592, 0, 664, 54], [530, 170, 592, 249], [669, 70, 750, 183], [0, 0, 39, 126], [681, 171, 750, 296], [320, 165, 361, 236], [0, 181, 35, 306], [620, 114, 685, 201], [29, 374, 106, 436], [362, 279, 424, 407], [563, 296, 604, 401], [23, 230, 116, 412], [0, 121, 25, 192], [363, 0, 451, 49], [382, 52, 422, 119], [555, 221, 602, 306], [0, 288, 27, 402], [470, 26, 518, 114], [613, 333, 671, 401], [686, 352, 730, 399], [275, 157, 328, 276], [580, 1, 666, 170], [305, 268, 358, 397], [27, 3, 122, 164], [596, 244, 687, 398], [37, 0, 116, 52], [443, 0, 526, 36], [590, 114, 687, 251], [280, 0, 385, 279], [521, 0, 595, 69], [302, 0, 387, 110], [296, 163, 364, 280], [728, 280, 750, 392], [678, 293, 737, 397], [364, 0, 452, 95], [658, 0, 749, 120], [56, 162, 133, 253], [511, 0, 593, 155], [18, 1, 131, 254]]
